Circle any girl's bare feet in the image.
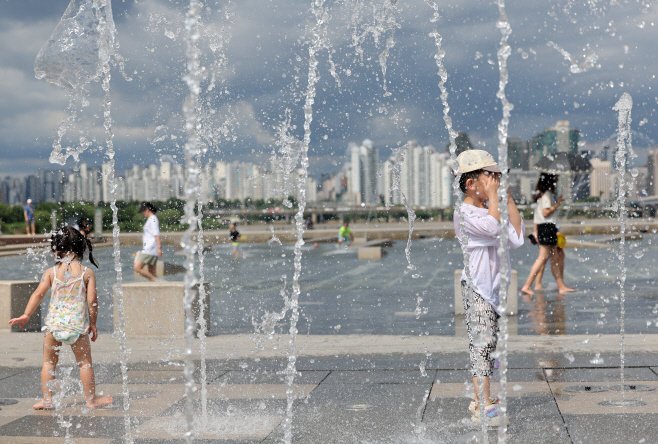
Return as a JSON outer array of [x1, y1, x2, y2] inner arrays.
[[87, 394, 113, 409], [33, 399, 54, 410], [558, 286, 576, 294], [534, 284, 544, 291], [521, 286, 535, 295]]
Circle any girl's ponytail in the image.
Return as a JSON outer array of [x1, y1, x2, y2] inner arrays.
[[85, 237, 99, 268]]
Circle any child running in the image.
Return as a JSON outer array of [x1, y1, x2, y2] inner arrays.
[[453, 150, 524, 426], [8, 226, 112, 410]]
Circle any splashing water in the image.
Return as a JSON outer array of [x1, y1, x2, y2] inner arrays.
[[387, 143, 417, 275], [546, 41, 598, 74], [270, 111, 303, 208], [282, 2, 329, 441], [612, 92, 633, 405], [101, 44, 133, 444], [413, 388, 430, 437], [268, 225, 283, 246], [50, 362, 82, 444], [35, 0, 129, 165], [347, 0, 400, 95], [495, 1, 514, 440], [377, 0, 398, 97], [36, 0, 133, 440], [196, 198, 209, 424], [428, 13, 486, 438], [181, 0, 204, 441]]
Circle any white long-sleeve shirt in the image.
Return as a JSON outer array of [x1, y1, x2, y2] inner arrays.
[[454, 203, 525, 315]]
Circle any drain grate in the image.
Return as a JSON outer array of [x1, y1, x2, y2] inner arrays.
[[599, 399, 646, 407], [563, 385, 608, 393], [609, 384, 656, 392], [340, 404, 377, 411], [0, 399, 18, 406]]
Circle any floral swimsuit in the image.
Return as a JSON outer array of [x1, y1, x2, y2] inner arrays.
[[44, 265, 90, 345]]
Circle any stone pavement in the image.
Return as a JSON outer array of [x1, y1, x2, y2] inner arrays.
[[1, 333, 658, 443]]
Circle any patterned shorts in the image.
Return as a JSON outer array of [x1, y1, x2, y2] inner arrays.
[[461, 281, 499, 377]]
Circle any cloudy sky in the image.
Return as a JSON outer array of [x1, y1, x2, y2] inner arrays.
[[1, 0, 657, 177]]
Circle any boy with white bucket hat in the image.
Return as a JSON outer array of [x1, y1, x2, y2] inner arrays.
[[453, 149, 525, 426]]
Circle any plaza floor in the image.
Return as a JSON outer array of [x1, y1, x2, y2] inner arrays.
[[1, 333, 657, 443]]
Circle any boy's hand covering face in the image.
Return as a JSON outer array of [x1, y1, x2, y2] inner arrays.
[[482, 173, 500, 199]]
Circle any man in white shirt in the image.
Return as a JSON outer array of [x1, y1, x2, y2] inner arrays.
[[134, 202, 162, 281]]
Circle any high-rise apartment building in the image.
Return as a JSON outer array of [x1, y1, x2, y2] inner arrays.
[[380, 140, 452, 208], [646, 147, 658, 197], [345, 139, 379, 205], [590, 158, 615, 201]]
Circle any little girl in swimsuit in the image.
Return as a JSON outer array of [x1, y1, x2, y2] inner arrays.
[[8, 226, 112, 410]]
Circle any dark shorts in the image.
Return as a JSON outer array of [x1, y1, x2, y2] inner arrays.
[[537, 223, 557, 246], [26, 219, 35, 226]]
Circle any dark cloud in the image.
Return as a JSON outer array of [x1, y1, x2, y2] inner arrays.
[[0, 0, 656, 177]]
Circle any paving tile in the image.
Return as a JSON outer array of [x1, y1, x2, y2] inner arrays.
[[128, 361, 227, 383], [3, 437, 114, 443], [156, 396, 289, 422], [113, 440, 261, 444], [295, 354, 445, 371], [114, 370, 188, 384], [322, 370, 437, 384], [263, 383, 434, 444], [544, 367, 657, 382], [429, 381, 551, 400], [0, 415, 147, 439], [422, 396, 570, 444], [0, 398, 42, 417], [0, 416, 21, 428], [434, 368, 547, 384], [203, 384, 316, 400], [564, 413, 658, 444], [213, 370, 329, 385], [132, 415, 283, 440], [0, 367, 24, 381], [435, 369, 473, 383], [551, 381, 658, 415], [0, 369, 44, 398]]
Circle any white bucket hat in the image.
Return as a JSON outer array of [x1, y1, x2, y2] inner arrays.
[[455, 149, 501, 174]]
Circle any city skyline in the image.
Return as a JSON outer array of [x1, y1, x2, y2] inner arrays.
[[2, 121, 655, 206]]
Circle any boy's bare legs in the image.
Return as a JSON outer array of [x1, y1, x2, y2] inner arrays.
[[134, 260, 157, 281], [35, 333, 60, 409], [472, 375, 493, 410], [71, 335, 112, 409], [522, 245, 550, 295]]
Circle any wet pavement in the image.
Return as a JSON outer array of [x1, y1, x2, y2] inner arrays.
[[2, 233, 658, 337], [1, 229, 656, 442], [1, 350, 658, 443]]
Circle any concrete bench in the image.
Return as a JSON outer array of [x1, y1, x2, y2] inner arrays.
[[358, 246, 383, 260], [454, 269, 518, 316], [116, 282, 210, 339], [0, 281, 41, 332]]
